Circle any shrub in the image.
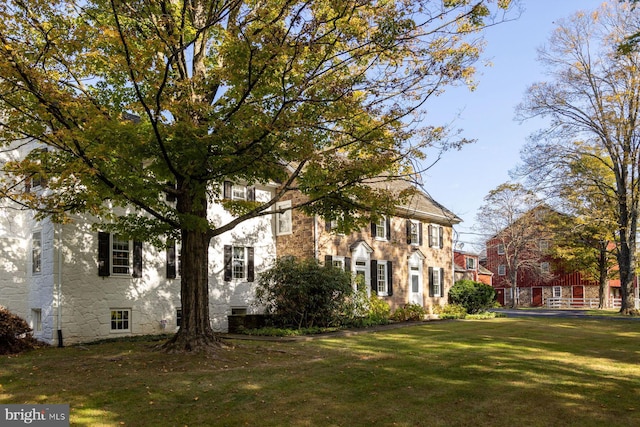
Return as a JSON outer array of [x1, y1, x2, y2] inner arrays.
[[256, 257, 353, 329], [343, 289, 392, 327], [0, 306, 42, 355], [449, 280, 496, 314], [391, 303, 426, 321], [436, 304, 467, 319]]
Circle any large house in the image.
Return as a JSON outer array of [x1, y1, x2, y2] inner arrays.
[[482, 207, 618, 308], [1, 142, 462, 344], [275, 180, 461, 314]]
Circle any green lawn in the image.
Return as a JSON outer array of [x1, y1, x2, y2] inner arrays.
[[2, 317, 640, 426]]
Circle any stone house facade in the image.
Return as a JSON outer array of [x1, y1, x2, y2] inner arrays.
[[276, 181, 461, 314], [0, 141, 277, 345]]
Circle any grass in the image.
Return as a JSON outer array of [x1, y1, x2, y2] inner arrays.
[[2, 317, 640, 426]]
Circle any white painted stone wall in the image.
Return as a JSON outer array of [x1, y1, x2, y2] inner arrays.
[[0, 138, 278, 344]]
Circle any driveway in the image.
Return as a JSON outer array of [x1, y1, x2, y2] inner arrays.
[[493, 308, 640, 320]]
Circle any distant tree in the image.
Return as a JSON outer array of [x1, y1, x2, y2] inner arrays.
[[0, 0, 517, 352], [516, 143, 618, 308], [476, 182, 547, 308], [517, 1, 640, 314], [449, 279, 495, 314]]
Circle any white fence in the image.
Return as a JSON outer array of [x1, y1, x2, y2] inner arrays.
[[546, 297, 622, 309]]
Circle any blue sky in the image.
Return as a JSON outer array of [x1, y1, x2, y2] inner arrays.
[[420, 0, 606, 252]]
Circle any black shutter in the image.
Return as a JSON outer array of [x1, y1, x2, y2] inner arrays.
[[370, 260, 378, 293], [133, 240, 143, 278], [371, 221, 377, 238], [98, 232, 110, 277], [418, 222, 423, 246], [439, 227, 444, 249], [428, 266, 434, 297], [325, 220, 332, 232], [387, 261, 393, 296], [440, 267, 445, 297], [324, 254, 333, 266], [386, 217, 391, 241], [223, 181, 232, 199], [247, 187, 255, 201], [247, 247, 255, 282], [224, 245, 232, 281], [406, 220, 411, 244], [166, 240, 176, 279], [428, 225, 434, 248], [345, 257, 351, 272]]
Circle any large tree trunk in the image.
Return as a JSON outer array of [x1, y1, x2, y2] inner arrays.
[[162, 180, 221, 352], [618, 241, 636, 314]]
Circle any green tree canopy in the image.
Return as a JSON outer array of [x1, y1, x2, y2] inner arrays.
[[0, 0, 515, 351]]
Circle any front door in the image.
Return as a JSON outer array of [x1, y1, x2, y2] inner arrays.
[[496, 288, 505, 306], [532, 287, 543, 307], [409, 267, 422, 305], [572, 286, 584, 307]]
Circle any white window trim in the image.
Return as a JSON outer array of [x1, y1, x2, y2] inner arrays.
[[275, 200, 292, 236], [332, 256, 345, 270], [498, 264, 506, 276], [375, 217, 387, 241], [466, 257, 476, 270], [231, 184, 247, 201], [409, 220, 420, 246], [429, 224, 442, 248], [377, 260, 389, 296], [232, 246, 247, 280], [541, 261, 550, 273], [110, 308, 131, 333], [497, 243, 505, 255], [111, 235, 131, 276], [32, 231, 42, 275], [432, 267, 442, 297], [553, 286, 562, 298], [31, 308, 42, 333]]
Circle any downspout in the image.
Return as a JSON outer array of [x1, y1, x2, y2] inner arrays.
[[56, 222, 63, 347]]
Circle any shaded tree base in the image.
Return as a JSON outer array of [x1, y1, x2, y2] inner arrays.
[[159, 329, 226, 354], [619, 308, 640, 316]]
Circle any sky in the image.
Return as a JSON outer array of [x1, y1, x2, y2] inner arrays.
[[419, 0, 607, 252]]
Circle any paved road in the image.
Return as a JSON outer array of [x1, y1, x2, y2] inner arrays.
[[493, 308, 640, 320]]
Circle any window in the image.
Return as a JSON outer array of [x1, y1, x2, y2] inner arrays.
[[466, 257, 476, 270], [539, 240, 550, 251], [110, 309, 131, 332], [224, 245, 255, 282], [498, 264, 506, 276], [112, 235, 130, 275], [324, 255, 350, 271], [32, 231, 42, 274], [372, 216, 390, 240], [429, 267, 444, 297], [98, 232, 143, 278], [223, 181, 255, 202], [497, 243, 505, 255], [407, 220, 422, 245], [553, 286, 562, 298], [231, 307, 247, 315], [371, 260, 392, 296], [176, 309, 182, 328], [31, 308, 42, 332], [166, 240, 181, 279], [540, 262, 550, 273], [276, 201, 292, 235], [428, 224, 443, 249]]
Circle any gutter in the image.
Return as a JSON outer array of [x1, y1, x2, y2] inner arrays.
[[56, 222, 63, 347]]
